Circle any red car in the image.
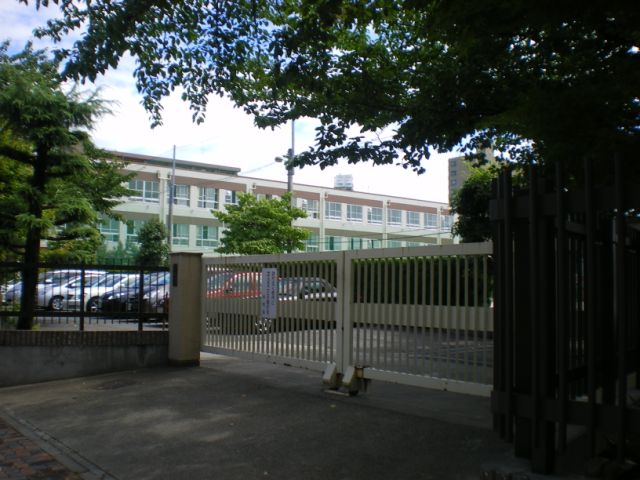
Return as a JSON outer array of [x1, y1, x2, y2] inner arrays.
[[206, 271, 262, 298]]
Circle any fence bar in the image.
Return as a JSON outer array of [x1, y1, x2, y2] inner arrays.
[[555, 163, 568, 453], [482, 255, 488, 382], [422, 257, 429, 373], [137, 268, 145, 332], [79, 267, 86, 331], [615, 156, 627, 463], [529, 164, 540, 453], [503, 168, 515, 442], [413, 256, 419, 373]]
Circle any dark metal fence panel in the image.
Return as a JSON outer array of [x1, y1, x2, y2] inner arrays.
[[490, 159, 640, 473], [0, 262, 169, 331]]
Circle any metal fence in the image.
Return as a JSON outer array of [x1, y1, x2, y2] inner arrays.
[[491, 159, 640, 473], [0, 263, 170, 331], [201, 242, 493, 396]]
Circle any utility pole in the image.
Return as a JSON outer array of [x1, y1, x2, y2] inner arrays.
[[167, 145, 176, 250], [287, 119, 295, 199], [275, 120, 297, 252], [287, 120, 295, 253]]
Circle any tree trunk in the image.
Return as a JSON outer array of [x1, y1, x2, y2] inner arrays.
[[17, 158, 46, 330], [18, 228, 41, 330]]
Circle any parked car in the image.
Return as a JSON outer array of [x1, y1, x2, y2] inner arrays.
[[62, 272, 136, 312], [252, 277, 337, 333], [1, 279, 22, 305], [100, 271, 168, 313], [46, 272, 107, 311], [4, 269, 104, 308], [206, 271, 262, 298], [205, 270, 265, 333], [277, 277, 337, 302], [3, 271, 56, 305], [126, 271, 171, 314], [206, 273, 335, 334]]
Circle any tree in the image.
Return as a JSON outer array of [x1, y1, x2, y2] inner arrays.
[[135, 218, 169, 266], [450, 168, 496, 243], [24, 1, 640, 177], [96, 241, 139, 265], [0, 131, 31, 262], [213, 192, 309, 255], [0, 42, 131, 329]]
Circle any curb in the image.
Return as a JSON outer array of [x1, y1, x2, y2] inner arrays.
[[1, 408, 118, 480]]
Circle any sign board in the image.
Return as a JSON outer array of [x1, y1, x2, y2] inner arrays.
[[260, 268, 278, 319]]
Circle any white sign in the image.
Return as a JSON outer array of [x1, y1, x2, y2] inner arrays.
[[261, 268, 278, 319]]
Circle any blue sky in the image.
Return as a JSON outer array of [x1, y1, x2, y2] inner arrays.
[[1, 1, 452, 203]]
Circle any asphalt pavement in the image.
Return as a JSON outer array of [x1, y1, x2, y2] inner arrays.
[[0, 353, 586, 480]]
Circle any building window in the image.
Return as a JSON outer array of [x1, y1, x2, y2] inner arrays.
[[325, 202, 342, 220], [196, 225, 218, 247], [387, 240, 403, 248], [126, 219, 144, 245], [224, 190, 238, 206], [327, 235, 344, 251], [367, 207, 383, 224], [172, 224, 189, 246], [128, 180, 159, 203], [99, 217, 119, 242], [198, 187, 218, 209], [450, 179, 457, 186], [346, 204, 363, 222], [441, 215, 454, 230], [425, 212, 438, 229], [406, 211, 421, 228], [388, 209, 402, 226], [301, 199, 319, 219], [170, 184, 190, 206], [305, 233, 319, 252], [349, 237, 365, 250]]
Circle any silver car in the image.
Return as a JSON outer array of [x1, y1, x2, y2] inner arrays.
[[43, 272, 106, 311], [4, 269, 100, 307], [62, 272, 137, 312]]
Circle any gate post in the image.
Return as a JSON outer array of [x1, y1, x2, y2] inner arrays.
[[336, 251, 352, 375], [169, 252, 203, 366]]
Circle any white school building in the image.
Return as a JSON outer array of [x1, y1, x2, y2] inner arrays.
[[101, 151, 456, 254]]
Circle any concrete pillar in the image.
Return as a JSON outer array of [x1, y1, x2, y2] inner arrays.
[[168, 252, 203, 366]]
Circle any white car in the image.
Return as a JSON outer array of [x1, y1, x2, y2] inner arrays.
[[43, 272, 106, 311], [4, 269, 100, 307], [64, 273, 137, 312]]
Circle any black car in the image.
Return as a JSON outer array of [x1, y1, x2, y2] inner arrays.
[[99, 272, 169, 313], [277, 277, 337, 301], [126, 271, 171, 314]]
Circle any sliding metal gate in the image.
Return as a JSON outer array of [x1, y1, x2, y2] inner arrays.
[[201, 243, 493, 396]]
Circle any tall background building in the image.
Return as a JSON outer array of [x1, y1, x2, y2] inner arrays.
[[448, 149, 496, 202]]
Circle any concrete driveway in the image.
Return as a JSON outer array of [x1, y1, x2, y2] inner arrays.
[[0, 354, 577, 480]]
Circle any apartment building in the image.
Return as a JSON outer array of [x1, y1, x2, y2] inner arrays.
[[101, 151, 455, 254], [448, 149, 496, 202], [448, 155, 472, 202]]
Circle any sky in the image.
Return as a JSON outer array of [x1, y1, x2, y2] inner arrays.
[[1, 2, 454, 203]]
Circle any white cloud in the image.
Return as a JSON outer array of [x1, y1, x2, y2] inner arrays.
[[3, 1, 452, 203]]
